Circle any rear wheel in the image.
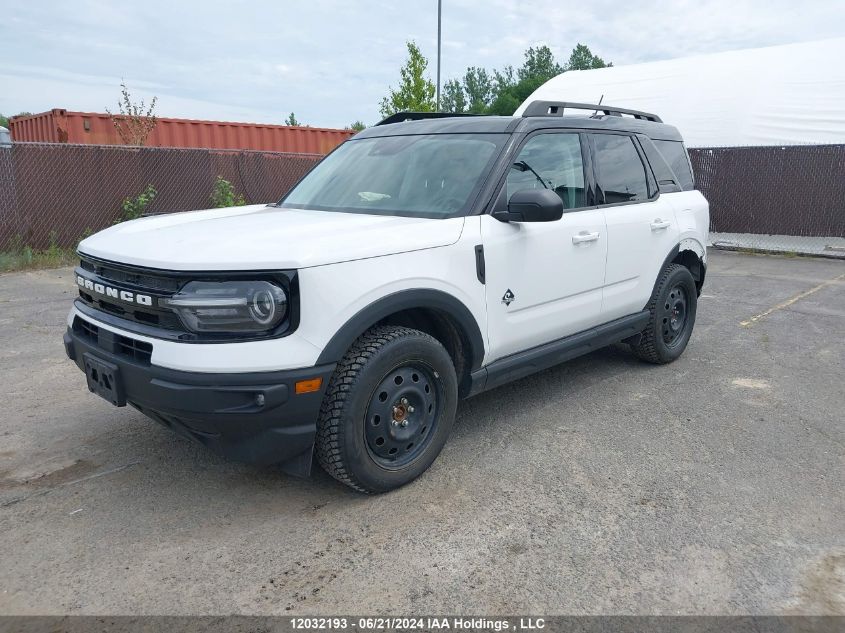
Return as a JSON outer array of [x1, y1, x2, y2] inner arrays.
[[315, 325, 457, 493], [631, 264, 697, 364]]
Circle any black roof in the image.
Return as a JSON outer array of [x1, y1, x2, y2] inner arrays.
[[355, 102, 684, 142]]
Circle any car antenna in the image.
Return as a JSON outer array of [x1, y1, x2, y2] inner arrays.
[[591, 95, 604, 118]]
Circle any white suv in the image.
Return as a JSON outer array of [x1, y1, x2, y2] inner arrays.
[[64, 101, 709, 493]]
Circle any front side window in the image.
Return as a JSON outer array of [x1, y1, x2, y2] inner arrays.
[[507, 133, 586, 210], [592, 134, 650, 204], [280, 133, 505, 218]]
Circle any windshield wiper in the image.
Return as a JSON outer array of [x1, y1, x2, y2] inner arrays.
[[512, 160, 549, 189]]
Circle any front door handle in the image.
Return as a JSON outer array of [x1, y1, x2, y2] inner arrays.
[[650, 219, 671, 231], [572, 231, 600, 244]]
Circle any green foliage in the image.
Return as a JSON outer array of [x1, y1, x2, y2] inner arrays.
[[487, 46, 565, 115], [119, 184, 157, 222], [210, 176, 246, 208], [463, 67, 494, 114], [348, 120, 366, 132], [430, 43, 612, 117], [379, 41, 436, 117], [440, 79, 467, 113], [106, 81, 158, 146], [566, 44, 611, 70], [0, 232, 79, 273], [285, 112, 301, 126], [518, 46, 564, 82]]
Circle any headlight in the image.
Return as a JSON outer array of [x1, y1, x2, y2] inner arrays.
[[162, 280, 288, 333]]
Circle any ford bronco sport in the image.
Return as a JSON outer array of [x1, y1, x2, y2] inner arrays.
[[64, 101, 709, 493]]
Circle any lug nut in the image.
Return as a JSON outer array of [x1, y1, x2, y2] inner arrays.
[[408, 406, 415, 413], [401, 420, 409, 427]]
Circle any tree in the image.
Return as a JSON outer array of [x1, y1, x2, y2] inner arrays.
[[348, 120, 366, 132], [106, 81, 158, 146], [518, 45, 564, 82], [284, 112, 300, 126], [486, 47, 563, 115], [0, 114, 8, 129], [566, 44, 611, 70], [440, 79, 467, 113], [379, 40, 436, 117], [462, 67, 494, 113]]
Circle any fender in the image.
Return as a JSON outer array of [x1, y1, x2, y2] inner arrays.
[[646, 243, 707, 309], [315, 288, 486, 371]]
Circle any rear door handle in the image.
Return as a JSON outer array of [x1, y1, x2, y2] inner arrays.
[[650, 219, 671, 231], [572, 231, 600, 244]]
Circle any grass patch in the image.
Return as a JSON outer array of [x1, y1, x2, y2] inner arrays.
[[0, 233, 79, 273]]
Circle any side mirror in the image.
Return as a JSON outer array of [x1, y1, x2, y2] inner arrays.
[[494, 189, 563, 223]]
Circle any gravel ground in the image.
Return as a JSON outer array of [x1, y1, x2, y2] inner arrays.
[[0, 250, 842, 615]]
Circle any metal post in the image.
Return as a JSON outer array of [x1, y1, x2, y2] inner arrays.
[[436, 0, 442, 111]]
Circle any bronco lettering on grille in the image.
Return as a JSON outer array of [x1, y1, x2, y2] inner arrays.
[[77, 275, 154, 306]]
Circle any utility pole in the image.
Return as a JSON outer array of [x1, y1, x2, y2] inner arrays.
[[436, 0, 442, 111]]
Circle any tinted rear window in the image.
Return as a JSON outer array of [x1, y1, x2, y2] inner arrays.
[[592, 134, 650, 204], [653, 140, 695, 190]]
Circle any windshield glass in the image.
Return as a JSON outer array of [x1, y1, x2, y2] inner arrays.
[[280, 133, 506, 218]]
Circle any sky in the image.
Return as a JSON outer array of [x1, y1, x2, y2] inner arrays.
[[2, 0, 844, 129]]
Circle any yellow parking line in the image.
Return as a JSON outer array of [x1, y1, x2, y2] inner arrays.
[[740, 272, 845, 326]]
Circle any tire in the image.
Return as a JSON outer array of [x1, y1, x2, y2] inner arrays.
[[315, 325, 458, 493], [631, 264, 698, 364]]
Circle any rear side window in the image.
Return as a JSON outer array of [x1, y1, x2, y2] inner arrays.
[[640, 137, 682, 193], [591, 134, 650, 204], [653, 140, 695, 190]]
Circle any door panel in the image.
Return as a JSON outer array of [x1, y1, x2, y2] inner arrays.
[[602, 198, 679, 319], [589, 133, 680, 320], [480, 132, 607, 363]]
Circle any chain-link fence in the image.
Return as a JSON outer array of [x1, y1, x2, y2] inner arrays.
[[689, 144, 845, 258], [1, 141, 843, 261], [0, 142, 321, 251]]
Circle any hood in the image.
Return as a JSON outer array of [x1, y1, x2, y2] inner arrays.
[[78, 204, 465, 270]]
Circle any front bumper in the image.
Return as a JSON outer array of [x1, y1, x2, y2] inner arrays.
[[64, 323, 335, 476]]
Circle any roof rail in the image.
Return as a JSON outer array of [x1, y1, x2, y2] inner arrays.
[[522, 100, 663, 123], [375, 111, 481, 126]]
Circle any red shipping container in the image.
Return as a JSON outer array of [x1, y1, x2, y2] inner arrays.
[[9, 109, 353, 154]]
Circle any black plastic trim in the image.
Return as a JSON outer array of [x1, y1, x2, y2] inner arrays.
[[646, 245, 682, 309], [474, 245, 485, 284], [376, 111, 481, 126], [522, 100, 663, 122], [64, 325, 335, 472], [316, 289, 485, 371], [469, 311, 651, 395]]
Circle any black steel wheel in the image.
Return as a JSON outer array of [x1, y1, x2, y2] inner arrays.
[[631, 263, 698, 364], [315, 325, 458, 493], [662, 284, 689, 348], [364, 363, 441, 469]]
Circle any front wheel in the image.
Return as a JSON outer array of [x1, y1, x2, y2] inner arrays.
[[315, 325, 457, 493], [631, 264, 698, 364]]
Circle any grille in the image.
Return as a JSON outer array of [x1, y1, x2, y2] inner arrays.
[[72, 316, 153, 366], [74, 317, 99, 342], [79, 258, 182, 292], [115, 334, 153, 365], [77, 256, 183, 330]]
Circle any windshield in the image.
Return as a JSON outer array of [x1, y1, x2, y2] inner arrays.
[[280, 133, 506, 218]]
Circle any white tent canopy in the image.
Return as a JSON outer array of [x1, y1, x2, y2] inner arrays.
[[515, 38, 845, 148]]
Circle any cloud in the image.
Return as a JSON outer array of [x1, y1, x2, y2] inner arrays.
[[1, 0, 843, 127]]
